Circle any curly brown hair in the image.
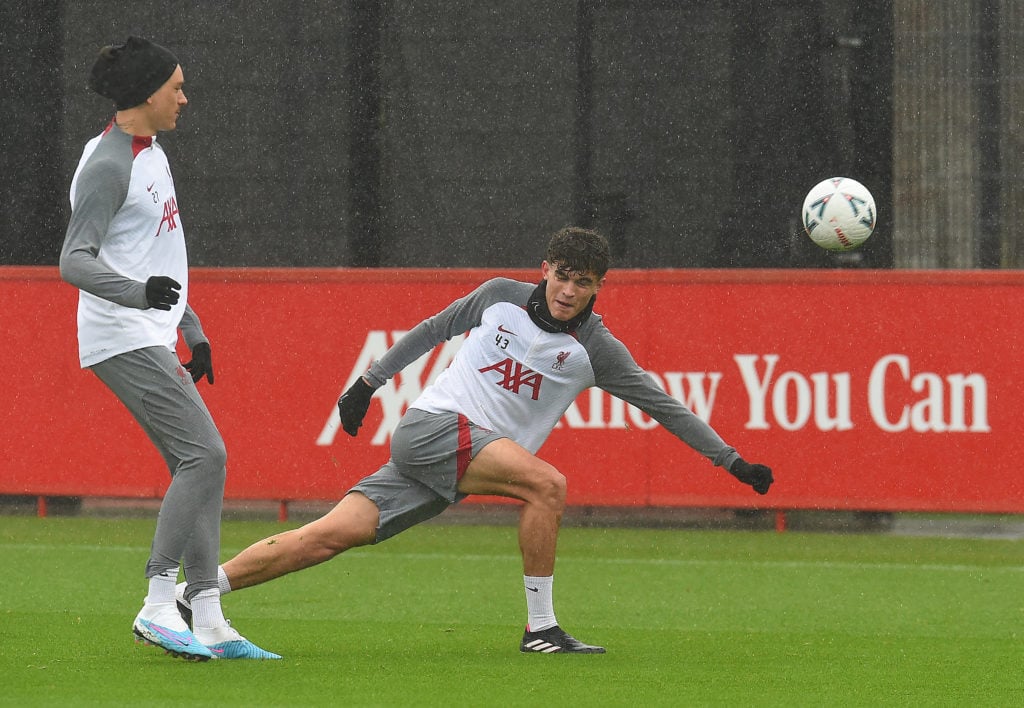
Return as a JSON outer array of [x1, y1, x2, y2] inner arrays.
[[545, 226, 611, 277]]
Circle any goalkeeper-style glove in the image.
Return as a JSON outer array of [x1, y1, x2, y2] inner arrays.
[[338, 377, 375, 437], [729, 458, 773, 495], [184, 342, 214, 384], [145, 275, 181, 310]]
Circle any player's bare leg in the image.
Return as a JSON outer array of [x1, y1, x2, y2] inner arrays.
[[221, 492, 379, 590], [457, 438, 566, 576], [458, 439, 603, 653]]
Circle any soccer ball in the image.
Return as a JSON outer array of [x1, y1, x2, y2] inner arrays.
[[802, 177, 877, 251]]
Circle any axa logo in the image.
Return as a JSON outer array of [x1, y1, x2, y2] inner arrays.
[[478, 358, 543, 400], [155, 195, 179, 237]]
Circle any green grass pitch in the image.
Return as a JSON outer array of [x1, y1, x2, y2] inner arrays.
[[1, 515, 1021, 706]]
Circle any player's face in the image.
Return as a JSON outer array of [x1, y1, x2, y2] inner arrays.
[[541, 260, 604, 321], [146, 65, 187, 132]]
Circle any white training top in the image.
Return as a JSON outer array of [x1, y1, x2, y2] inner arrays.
[[414, 299, 595, 453], [365, 277, 738, 468], [60, 122, 203, 367]]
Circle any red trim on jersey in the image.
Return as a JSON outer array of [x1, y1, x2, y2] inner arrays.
[[131, 135, 153, 158], [102, 120, 153, 157], [455, 413, 473, 481]]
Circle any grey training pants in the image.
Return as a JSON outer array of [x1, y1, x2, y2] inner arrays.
[[91, 346, 226, 595]]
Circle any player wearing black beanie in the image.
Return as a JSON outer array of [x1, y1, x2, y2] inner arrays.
[[88, 36, 179, 110], [62, 37, 279, 662]]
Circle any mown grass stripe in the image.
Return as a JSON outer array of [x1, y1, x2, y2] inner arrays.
[[3, 541, 1020, 574]]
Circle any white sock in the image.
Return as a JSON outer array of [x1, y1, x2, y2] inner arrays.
[[191, 588, 227, 629], [180, 567, 231, 605], [145, 567, 179, 605], [524, 575, 557, 632]]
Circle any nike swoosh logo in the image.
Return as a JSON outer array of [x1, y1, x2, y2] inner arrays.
[[146, 182, 156, 191], [526, 586, 539, 593], [150, 624, 193, 646], [498, 325, 517, 336]]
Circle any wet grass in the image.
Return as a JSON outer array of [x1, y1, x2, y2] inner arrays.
[[1, 516, 1021, 706]]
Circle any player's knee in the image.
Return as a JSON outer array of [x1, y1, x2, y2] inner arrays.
[[308, 516, 376, 559], [532, 466, 567, 510], [176, 438, 227, 484], [189, 436, 227, 473], [318, 531, 369, 558], [210, 437, 228, 470]]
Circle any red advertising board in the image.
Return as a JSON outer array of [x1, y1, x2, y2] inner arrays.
[[3, 266, 1022, 513]]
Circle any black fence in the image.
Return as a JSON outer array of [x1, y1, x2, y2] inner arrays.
[[2, 1, 893, 269]]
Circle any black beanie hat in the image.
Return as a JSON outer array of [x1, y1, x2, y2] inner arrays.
[[88, 36, 179, 110]]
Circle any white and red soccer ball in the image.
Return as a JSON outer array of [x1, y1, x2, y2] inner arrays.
[[802, 177, 877, 251]]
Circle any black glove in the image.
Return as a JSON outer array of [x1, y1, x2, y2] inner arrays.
[[184, 342, 214, 384], [729, 458, 773, 495], [338, 377, 375, 436], [145, 276, 182, 311]]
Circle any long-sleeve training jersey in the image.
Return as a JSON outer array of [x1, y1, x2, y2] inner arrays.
[[60, 122, 206, 367], [365, 277, 739, 469]]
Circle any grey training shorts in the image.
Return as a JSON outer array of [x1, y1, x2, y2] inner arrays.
[[349, 408, 505, 542]]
